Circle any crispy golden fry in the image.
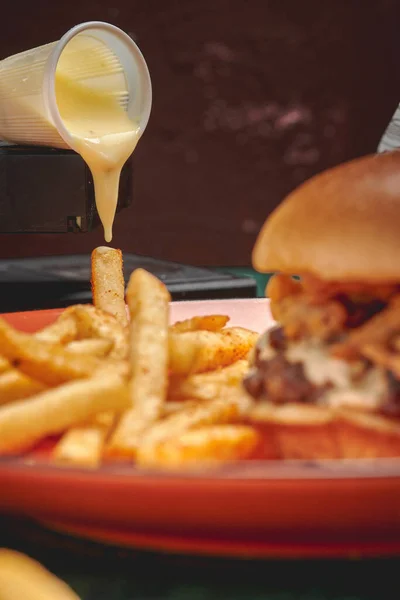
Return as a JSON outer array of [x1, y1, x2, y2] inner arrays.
[[140, 389, 252, 449], [106, 269, 171, 458], [53, 426, 109, 468], [0, 315, 78, 379], [0, 549, 80, 600], [164, 400, 198, 416], [168, 359, 249, 402], [0, 356, 10, 375], [66, 338, 113, 358], [92, 410, 115, 428], [0, 369, 46, 405], [64, 304, 128, 361], [91, 246, 128, 327], [0, 373, 129, 455], [137, 424, 260, 469], [35, 314, 78, 345], [168, 327, 258, 376], [53, 418, 116, 468], [0, 318, 101, 386], [53, 409, 116, 467], [170, 314, 229, 333]]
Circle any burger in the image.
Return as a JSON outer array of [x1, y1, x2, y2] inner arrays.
[[244, 151, 400, 459]]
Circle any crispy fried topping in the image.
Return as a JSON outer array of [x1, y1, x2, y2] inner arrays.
[[332, 295, 400, 360], [271, 293, 347, 342]]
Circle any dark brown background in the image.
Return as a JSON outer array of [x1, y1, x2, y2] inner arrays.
[[0, 0, 399, 266]]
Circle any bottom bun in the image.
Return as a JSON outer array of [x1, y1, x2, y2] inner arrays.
[[248, 403, 400, 460]]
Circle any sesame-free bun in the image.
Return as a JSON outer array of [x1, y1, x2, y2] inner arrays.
[[252, 151, 400, 282], [248, 403, 400, 459]]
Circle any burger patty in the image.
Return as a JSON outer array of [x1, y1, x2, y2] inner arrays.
[[243, 353, 326, 405], [244, 326, 400, 417]]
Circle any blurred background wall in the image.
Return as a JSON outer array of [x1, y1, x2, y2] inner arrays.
[[0, 0, 399, 266]]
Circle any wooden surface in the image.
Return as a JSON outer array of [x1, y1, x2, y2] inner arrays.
[[0, 0, 399, 265]]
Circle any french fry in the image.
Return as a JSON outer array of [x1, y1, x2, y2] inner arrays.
[[168, 359, 249, 402], [169, 327, 258, 376], [0, 314, 78, 379], [0, 256, 263, 470], [164, 400, 198, 416], [140, 388, 252, 449], [92, 410, 115, 428], [53, 418, 116, 468], [0, 369, 46, 405], [53, 410, 116, 467], [0, 318, 101, 386], [136, 425, 260, 469], [91, 246, 128, 327], [66, 338, 113, 358], [53, 426, 108, 468], [106, 269, 171, 459], [0, 356, 10, 375], [35, 314, 78, 345], [0, 373, 130, 455], [66, 304, 128, 360], [0, 549, 80, 600], [170, 314, 229, 333]]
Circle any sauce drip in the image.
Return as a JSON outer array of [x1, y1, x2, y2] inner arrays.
[[55, 35, 140, 242]]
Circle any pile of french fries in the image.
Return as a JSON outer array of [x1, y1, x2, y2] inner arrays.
[[0, 246, 260, 470]]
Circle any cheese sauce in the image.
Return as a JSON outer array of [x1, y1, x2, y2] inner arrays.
[[55, 35, 140, 242]]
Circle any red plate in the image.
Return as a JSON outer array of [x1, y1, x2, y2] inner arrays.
[[0, 299, 400, 558]]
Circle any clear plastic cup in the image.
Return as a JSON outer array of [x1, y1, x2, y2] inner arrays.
[[0, 21, 152, 150]]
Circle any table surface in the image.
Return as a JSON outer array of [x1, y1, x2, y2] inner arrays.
[[1, 516, 400, 600]]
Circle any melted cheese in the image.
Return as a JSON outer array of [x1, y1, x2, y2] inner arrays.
[[55, 35, 140, 242], [260, 331, 387, 412]]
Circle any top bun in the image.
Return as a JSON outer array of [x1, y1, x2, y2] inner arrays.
[[252, 151, 400, 282]]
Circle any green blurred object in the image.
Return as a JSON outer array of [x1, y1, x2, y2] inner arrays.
[[215, 267, 273, 297]]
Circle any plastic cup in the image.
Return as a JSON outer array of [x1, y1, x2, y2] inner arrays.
[[0, 21, 152, 150]]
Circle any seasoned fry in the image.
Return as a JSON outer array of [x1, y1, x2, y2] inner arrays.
[[0, 315, 78, 379], [0, 254, 263, 470], [0, 373, 129, 454], [91, 411, 115, 428], [53, 426, 108, 468], [169, 328, 258, 376], [0, 369, 46, 405], [53, 410, 116, 467], [170, 314, 229, 333], [106, 269, 171, 458], [0, 356, 10, 375], [66, 304, 128, 360], [53, 419, 115, 468], [136, 424, 260, 469], [163, 400, 198, 416], [0, 549, 80, 600], [35, 314, 78, 345], [140, 389, 252, 449], [66, 338, 113, 358], [168, 359, 249, 402], [91, 246, 128, 327], [0, 318, 101, 386]]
